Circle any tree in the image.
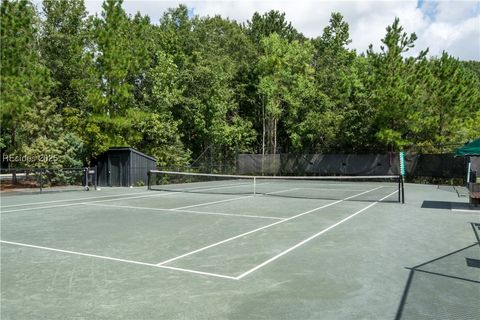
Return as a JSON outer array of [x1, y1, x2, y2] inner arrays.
[[3, 1, 478, 170], [245, 10, 303, 44], [409, 52, 480, 151], [461, 60, 480, 80], [89, 0, 136, 115], [74, 0, 155, 157], [0, 0, 57, 161], [257, 33, 315, 154], [157, 12, 256, 165], [365, 18, 428, 151], [14, 98, 84, 169], [304, 13, 359, 152], [40, 0, 88, 112]]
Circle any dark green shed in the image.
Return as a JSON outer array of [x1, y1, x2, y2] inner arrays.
[[94, 147, 156, 187]]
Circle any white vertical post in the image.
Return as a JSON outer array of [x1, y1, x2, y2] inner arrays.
[[253, 177, 256, 196], [467, 161, 471, 184], [84, 168, 89, 190]]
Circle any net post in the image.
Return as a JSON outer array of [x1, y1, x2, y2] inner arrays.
[[253, 176, 256, 196], [398, 175, 401, 203], [399, 151, 405, 204]]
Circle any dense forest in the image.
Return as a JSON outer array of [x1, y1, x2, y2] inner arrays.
[[1, 0, 479, 169]]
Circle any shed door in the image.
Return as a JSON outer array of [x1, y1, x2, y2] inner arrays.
[[109, 156, 124, 186]]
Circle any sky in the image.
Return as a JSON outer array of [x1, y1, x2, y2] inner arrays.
[[44, 0, 480, 60]]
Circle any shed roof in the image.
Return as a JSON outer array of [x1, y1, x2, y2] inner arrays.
[[106, 147, 157, 162]]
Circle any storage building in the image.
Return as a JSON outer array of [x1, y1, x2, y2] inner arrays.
[[93, 147, 156, 187]]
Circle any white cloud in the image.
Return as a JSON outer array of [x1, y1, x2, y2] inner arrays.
[[435, 0, 479, 23], [34, 0, 480, 60], [420, 16, 480, 59]]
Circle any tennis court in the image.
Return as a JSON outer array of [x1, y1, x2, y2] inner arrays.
[[1, 175, 479, 319]]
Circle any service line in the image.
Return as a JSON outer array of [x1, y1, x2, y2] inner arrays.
[[235, 190, 398, 279], [156, 186, 384, 266], [86, 202, 284, 220]]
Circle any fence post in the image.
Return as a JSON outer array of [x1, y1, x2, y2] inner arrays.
[[84, 167, 89, 190], [39, 169, 43, 193], [94, 166, 98, 190], [147, 171, 151, 190]]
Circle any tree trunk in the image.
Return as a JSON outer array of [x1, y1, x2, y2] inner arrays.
[[273, 118, 277, 156], [262, 99, 265, 175]]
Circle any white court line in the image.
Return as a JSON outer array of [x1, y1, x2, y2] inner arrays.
[[85, 202, 285, 220], [0, 191, 152, 208], [171, 187, 301, 211], [0, 192, 175, 214], [284, 183, 381, 188], [235, 190, 398, 279], [0, 240, 237, 280], [0, 182, 257, 214], [155, 186, 384, 266], [451, 209, 480, 213], [264, 188, 300, 195], [157, 264, 237, 280], [296, 187, 394, 192], [173, 195, 253, 210], [153, 181, 256, 193], [2, 201, 97, 214]]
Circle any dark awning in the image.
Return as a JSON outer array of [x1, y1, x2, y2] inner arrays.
[[455, 139, 480, 157]]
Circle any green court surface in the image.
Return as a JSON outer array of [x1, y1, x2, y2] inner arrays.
[[1, 182, 479, 319]]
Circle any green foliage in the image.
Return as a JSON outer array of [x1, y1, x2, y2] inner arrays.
[[2, 1, 478, 174], [409, 53, 480, 152], [40, 0, 88, 111], [462, 60, 480, 79], [1, 0, 54, 153], [160, 13, 257, 163], [246, 10, 303, 44], [130, 111, 190, 168], [365, 18, 428, 151], [13, 98, 84, 168], [307, 13, 358, 152], [257, 33, 315, 153]]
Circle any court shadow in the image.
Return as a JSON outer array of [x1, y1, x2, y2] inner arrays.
[[421, 200, 452, 209], [421, 200, 475, 211], [394, 223, 480, 320]]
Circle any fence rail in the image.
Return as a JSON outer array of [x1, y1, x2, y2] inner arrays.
[[0, 167, 97, 194]]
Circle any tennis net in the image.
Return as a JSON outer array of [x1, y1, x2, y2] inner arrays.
[[148, 170, 404, 203]]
